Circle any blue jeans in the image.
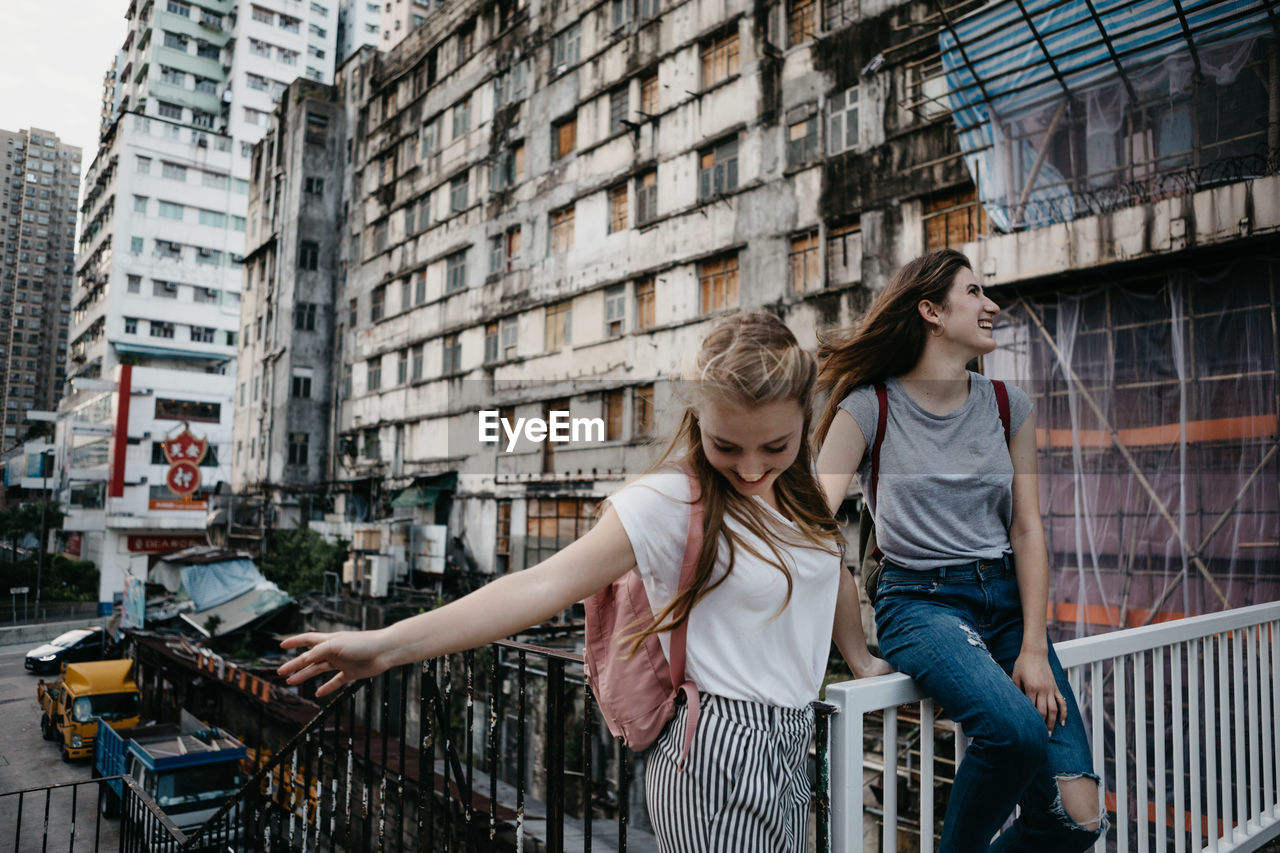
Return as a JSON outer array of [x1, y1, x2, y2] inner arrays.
[[874, 555, 1105, 853]]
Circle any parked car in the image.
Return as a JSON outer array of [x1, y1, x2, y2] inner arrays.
[[25, 627, 110, 674]]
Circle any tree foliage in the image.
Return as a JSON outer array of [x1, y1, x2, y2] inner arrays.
[[260, 524, 348, 596]]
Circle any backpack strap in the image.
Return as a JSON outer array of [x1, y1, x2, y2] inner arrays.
[[869, 381, 889, 505], [669, 471, 703, 770], [991, 378, 1011, 445]]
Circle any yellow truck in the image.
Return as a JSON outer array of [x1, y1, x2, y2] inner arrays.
[[37, 659, 142, 762]]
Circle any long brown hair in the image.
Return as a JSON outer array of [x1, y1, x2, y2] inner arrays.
[[813, 249, 973, 446], [627, 311, 842, 652]]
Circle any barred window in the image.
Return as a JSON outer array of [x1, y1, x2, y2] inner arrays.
[[700, 31, 739, 88], [698, 254, 739, 314]]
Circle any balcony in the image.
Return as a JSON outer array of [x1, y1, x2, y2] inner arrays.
[[7, 604, 1280, 851]]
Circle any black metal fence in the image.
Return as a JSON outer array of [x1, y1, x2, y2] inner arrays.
[[178, 639, 837, 852]]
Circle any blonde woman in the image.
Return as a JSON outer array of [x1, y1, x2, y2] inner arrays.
[[280, 311, 889, 852]]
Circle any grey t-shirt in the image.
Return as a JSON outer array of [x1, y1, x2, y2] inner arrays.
[[837, 373, 1032, 570]]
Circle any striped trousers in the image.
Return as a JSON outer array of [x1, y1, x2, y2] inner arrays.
[[646, 693, 814, 853]]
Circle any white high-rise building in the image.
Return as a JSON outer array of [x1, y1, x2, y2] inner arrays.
[[380, 0, 433, 49], [337, 0, 382, 63], [59, 0, 337, 613]]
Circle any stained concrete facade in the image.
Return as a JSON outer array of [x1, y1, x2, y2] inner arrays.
[[238, 0, 1278, 601]]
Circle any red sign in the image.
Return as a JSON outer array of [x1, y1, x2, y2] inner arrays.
[[163, 424, 207, 501], [166, 460, 201, 497], [126, 534, 206, 554]]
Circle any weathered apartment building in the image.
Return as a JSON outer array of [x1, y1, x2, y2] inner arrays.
[[243, 0, 1278, 634]]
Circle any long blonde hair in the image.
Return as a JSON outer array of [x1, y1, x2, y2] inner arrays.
[[628, 310, 842, 651]]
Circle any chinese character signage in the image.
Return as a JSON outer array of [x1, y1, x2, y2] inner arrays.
[[152, 424, 209, 510]]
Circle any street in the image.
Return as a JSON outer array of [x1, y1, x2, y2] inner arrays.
[[0, 641, 121, 852]]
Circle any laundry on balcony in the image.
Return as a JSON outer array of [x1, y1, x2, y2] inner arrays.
[[938, 0, 1275, 230]]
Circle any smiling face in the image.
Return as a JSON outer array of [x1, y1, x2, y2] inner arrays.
[[697, 396, 805, 503], [936, 266, 1001, 358]]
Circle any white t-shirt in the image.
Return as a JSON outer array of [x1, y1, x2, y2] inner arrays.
[[607, 470, 841, 710]]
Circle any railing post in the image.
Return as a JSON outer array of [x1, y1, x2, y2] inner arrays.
[[826, 680, 864, 852], [546, 656, 566, 853], [813, 701, 836, 853]]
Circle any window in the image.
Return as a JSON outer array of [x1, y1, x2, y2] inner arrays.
[[413, 270, 427, 304], [163, 32, 189, 50], [789, 231, 820, 292], [416, 193, 432, 230], [133, 195, 148, 213], [162, 161, 187, 181], [421, 119, 438, 157], [923, 186, 988, 250], [827, 221, 861, 285], [198, 209, 226, 227], [488, 235, 505, 274], [304, 176, 324, 195], [824, 0, 856, 31], [160, 66, 185, 86], [294, 302, 317, 330], [827, 86, 859, 154], [552, 24, 581, 72], [251, 5, 273, 22], [640, 72, 659, 116], [698, 136, 739, 199], [362, 428, 380, 459], [611, 0, 632, 30], [545, 302, 572, 351], [609, 85, 630, 134], [367, 358, 382, 391], [484, 322, 499, 362], [127, 275, 142, 293], [191, 326, 216, 343], [699, 254, 739, 313], [605, 389, 625, 439], [634, 384, 654, 436], [167, 0, 191, 15], [450, 172, 469, 212], [371, 285, 386, 321], [605, 285, 626, 337], [397, 350, 409, 384], [639, 0, 659, 20], [452, 99, 471, 139], [550, 205, 574, 252], [445, 249, 467, 292], [153, 280, 179, 299], [124, 317, 138, 334], [411, 344, 424, 380], [636, 170, 657, 224], [457, 19, 475, 64], [288, 432, 309, 466], [552, 115, 577, 160], [608, 184, 627, 233], [787, 111, 818, 167], [299, 240, 319, 270], [506, 226, 522, 270], [501, 317, 518, 358], [136, 156, 151, 174], [700, 31, 739, 87], [150, 321, 176, 339], [194, 286, 218, 304], [634, 276, 655, 329], [400, 278, 412, 312], [348, 298, 358, 326], [442, 333, 462, 372], [157, 201, 184, 220], [491, 142, 524, 190], [373, 220, 389, 252], [525, 496, 596, 565], [788, 0, 816, 46], [157, 101, 183, 120]]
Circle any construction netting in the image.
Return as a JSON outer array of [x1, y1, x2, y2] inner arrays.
[[986, 255, 1279, 638], [937, 0, 1276, 231]]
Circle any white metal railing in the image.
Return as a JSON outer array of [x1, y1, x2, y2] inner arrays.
[[827, 601, 1280, 853]]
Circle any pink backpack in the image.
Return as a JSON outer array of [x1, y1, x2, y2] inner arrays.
[[583, 472, 703, 768]]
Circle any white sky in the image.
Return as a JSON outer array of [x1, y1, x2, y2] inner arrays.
[[0, 1, 131, 165]]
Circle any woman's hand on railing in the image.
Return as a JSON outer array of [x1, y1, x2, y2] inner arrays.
[[850, 655, 896, 679], [277, 629, 394, 697]]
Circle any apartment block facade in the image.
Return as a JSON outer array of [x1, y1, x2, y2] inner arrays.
[[241, 0, 1277, 631], [0, 128, 81, 451]]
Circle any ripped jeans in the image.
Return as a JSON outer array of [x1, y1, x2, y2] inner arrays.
[[874, 555, 1106, 853]]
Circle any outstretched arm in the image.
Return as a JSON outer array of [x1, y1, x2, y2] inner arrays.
[[818, 409, 893, 678], [1007, 413, 1068, 732], [279, 506, 638, 696]]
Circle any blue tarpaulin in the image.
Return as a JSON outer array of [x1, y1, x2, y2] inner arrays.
[[181, 559, 265, 611], [940, 0, 1272, 230]]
